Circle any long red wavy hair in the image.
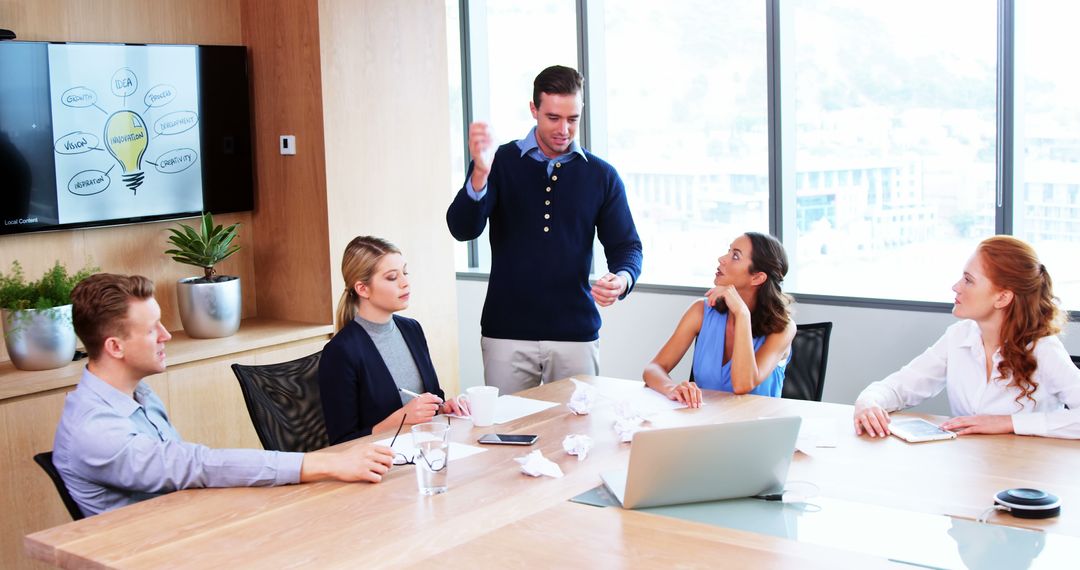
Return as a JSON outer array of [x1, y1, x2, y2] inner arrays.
[[977, 236, 1065, 405]]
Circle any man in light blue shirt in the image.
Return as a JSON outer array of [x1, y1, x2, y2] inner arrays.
[[53, 273, 394, 517]]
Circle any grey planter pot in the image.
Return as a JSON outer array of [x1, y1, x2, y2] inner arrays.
[[2, 305, 77, 371], [176, 276, 242, 339]]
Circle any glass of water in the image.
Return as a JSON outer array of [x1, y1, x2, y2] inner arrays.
[[411, 422, 450, 495]]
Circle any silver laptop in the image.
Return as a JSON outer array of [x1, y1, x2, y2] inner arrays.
[[601, 416, 802, 509]]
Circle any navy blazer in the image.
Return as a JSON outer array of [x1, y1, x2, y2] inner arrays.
[[318, 316, 444, 444]]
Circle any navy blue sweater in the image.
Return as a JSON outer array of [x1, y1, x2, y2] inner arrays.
[[447, 143, 642, 342], [318, 317, 444, 444]]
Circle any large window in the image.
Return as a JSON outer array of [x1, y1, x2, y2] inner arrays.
[[457, 0, 578, 271], [783, 0, 997, 302], [447, 0, 468, 270], [1013, 0, 1080, 309], [596, 1, 768, 286], [453, 1, 1080, 310]]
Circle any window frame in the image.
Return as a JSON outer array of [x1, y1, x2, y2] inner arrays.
[[454, 0, 1078, 316]]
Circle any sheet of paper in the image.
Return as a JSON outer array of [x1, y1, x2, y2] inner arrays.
[[373, 435, 487, 464], [798, 417, 839, 449], [494, 395, 559, 424], [591, 382, 688, 414], [758, 415, 838, 455]]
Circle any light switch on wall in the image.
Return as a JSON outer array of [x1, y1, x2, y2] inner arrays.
[[280, 135, 296, 155]]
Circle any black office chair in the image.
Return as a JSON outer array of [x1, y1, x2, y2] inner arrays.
[[1071, 355, 1080, 370], [781, 322, 833, 402], [231, 351, 329, 453], [33, 451, 85, 521]]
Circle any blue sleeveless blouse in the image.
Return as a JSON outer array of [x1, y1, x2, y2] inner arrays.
[[690, 300, 786, 397]]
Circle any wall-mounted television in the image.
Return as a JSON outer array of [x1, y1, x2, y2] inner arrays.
[[0, 41, 254, 236]]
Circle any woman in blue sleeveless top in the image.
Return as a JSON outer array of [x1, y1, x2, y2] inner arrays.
[[644, 232, 795, 406]]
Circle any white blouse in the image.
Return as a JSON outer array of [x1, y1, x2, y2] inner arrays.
[[856, 319, 1080, 439]]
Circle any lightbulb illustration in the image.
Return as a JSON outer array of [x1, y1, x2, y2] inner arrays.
[[104, 110, 149, 194]]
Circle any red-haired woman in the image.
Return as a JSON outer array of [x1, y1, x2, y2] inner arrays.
[[854, 236, 1080, 439]]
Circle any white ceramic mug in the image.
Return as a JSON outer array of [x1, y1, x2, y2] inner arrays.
[[458, 385, 499, 427]]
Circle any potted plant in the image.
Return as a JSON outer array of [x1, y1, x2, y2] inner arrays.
[[1, 261, 96, 371], [165, 212, 243, 339]]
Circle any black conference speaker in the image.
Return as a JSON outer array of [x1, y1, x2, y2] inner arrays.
[[994, 488, 1061, 519]]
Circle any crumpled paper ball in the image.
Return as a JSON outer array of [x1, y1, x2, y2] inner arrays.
[[567, 378, 597, 415], [613, 399, 648, 442], [562, 434, 593, 461], [515, 450, 564, 478]]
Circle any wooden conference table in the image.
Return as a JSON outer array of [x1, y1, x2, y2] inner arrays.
[[25, 376, 1080, 568]]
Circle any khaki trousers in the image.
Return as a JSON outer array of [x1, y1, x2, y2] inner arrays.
[[480, 336, 600, 395]]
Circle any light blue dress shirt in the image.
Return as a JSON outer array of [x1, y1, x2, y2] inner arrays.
[[464, 126, 587, 199], [52, 368, 304, 516]]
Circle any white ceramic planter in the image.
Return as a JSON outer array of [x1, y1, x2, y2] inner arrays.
[[2, 305, 77, 371]]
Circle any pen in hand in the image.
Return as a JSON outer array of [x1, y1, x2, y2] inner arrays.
[[399, 387, 442, 402]]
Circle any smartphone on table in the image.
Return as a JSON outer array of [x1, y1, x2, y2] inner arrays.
[[477, 434, 538, 445]]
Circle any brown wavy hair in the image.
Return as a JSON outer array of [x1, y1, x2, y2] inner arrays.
[[334, 236, 401, 332], [745, 232, 793, 337], [977, 236, 1065, 405], [71, 273, 155, 359]]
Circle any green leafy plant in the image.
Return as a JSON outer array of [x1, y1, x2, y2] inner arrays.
[[1, 260, 97, 338], [165, 212, 241, 281], [0, 260, 97, 312]]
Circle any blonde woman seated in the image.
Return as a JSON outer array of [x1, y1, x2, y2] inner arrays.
[[855, 236, 1080, 439], [319, 236, 467, 445], [644, 232, 796, 407]]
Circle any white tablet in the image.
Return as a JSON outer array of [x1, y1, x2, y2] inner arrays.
[[890, 418, 957, 443]]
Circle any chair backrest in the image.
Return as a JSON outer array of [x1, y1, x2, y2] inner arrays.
[[231, 351, 329, 453], [33, 451, 85, 521], [1071, 355, 1080, 370], [782, 322, 833, 402]]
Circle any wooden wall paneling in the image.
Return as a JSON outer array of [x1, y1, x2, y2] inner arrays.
[[240, 0, 333, 326], [166, 353, 259, 449], [0, 390, 72, 570], [317, 0, 461, 393], [0, 231, 87, 280], [142, 372, 170, 411], [0, 0, 243, 44]]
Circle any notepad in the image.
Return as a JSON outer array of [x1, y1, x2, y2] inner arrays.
[[591, 382, 690, 414], [795, 417, 839, 454], [492, 395, 559, 424]]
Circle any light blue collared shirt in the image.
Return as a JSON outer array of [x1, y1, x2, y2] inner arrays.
[[52, 368, 304, 517], [465, 126, 587, 199]]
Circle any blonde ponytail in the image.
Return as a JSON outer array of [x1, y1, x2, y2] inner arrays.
[[334, 287, 359, 333], [335, 236, 401, 332]]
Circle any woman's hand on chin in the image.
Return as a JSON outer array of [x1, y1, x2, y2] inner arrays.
[[707, 285, 749, 318]]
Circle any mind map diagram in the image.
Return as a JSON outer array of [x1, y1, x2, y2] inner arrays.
[[55, 67, 199, 196], [48, 44, 204, 225]]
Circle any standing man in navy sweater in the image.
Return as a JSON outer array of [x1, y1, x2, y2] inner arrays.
[[447, 65, 642, 394]]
